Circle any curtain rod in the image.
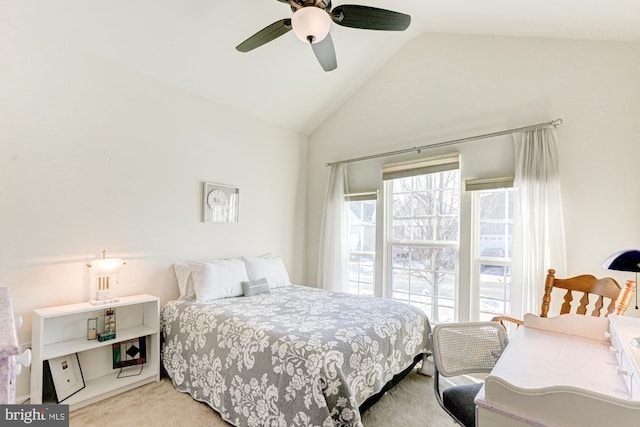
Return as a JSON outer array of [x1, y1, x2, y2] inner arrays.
[[325, 118, 563, 167]]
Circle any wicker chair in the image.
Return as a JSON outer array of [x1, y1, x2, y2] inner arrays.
[[430, 322, 509, 427]]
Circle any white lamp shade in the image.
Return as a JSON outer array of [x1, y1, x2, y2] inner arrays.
[[90, 257, 124, 275], [291, 7, 331, 44]]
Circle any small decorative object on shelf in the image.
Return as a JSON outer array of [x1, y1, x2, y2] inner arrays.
[[87, 317, 98, 340], [113, 337, 147, 378], [97, 308, 116, 342]]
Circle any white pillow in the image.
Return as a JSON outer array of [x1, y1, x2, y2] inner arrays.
[[192, 259, 249, 301], [174, 259, 242, 299], [242, 255, 291, 288], [173, 263, 195, 299]]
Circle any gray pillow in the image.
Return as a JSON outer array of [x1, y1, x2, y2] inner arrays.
[[242, 278, 271, 297]]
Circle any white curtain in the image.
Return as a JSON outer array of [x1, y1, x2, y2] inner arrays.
[[317, 164, 349, 292], [510, 127, 567, 318]]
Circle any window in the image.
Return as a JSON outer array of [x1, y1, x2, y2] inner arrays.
[[384, 155, 460, 322], [346, 193, 377, 295], [470, 182, 514, 321], [340, 154, 512, 323]]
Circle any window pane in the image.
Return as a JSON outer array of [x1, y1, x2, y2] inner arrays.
[[362, 201, 376, 222], [409, 247, 429, 270], [391, 268, 410, 295], [438, 305, 455, 324], [392, 245, 410, 267], [438, 189, 459, 214], [393, 193, 412, 217], [347, 199, 376, 296], [475, 188, 513, 320], [507, 191, 514, 220], [349, 253, 374, 296], [479, 190, 506, 219], [361, 224, 376, 252], [388, 167, 460, 322], [410, 276, 428, 298], [392, 176, 413, 193], [479, 188, 512, 258], [437, 215, 459, 241], [393, 218, 438, 241], [437, 273, 456, 300], [436, 249, 456, 272]]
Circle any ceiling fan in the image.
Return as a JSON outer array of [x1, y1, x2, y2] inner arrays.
[[236, 0, 411, 72]]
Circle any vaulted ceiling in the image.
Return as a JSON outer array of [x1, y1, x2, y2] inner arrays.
[[6, 1, 640, 134]]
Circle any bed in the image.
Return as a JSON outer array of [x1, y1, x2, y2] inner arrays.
[[161, 257, 431, 427]]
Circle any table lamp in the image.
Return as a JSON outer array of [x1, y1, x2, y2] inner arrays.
[[87, 250, 124, 305], [603, 249, 640, 310]]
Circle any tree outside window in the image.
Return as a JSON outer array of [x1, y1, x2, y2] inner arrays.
[[387, 170, 460, 322]]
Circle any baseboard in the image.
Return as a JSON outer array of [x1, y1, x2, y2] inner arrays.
[[15, 393, 30, 404]]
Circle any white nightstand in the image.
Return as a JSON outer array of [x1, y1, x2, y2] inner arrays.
[[30, 294, 160, 410]]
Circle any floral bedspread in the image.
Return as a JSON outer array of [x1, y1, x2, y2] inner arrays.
[[161, 285, 430, 427]]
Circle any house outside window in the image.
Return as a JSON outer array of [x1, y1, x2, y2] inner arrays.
[[467, 178, 514, 321], [346, 192, 377, 296]]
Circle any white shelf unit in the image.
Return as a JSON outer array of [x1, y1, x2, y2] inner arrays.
[[30, 294, 160, 410]]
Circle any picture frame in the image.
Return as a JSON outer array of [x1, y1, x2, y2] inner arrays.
[[49, 353, 85, 403], [202, 182, 239, 223], [87, 317, 98, 340], [112, 337, 147, 369]]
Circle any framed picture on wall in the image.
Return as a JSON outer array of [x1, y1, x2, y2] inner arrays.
[[49, 353, 85, 403], [202, 182, 239, 223]]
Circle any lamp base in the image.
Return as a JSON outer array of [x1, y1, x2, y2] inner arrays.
[[90, 297, 120, 306], [90, 289, 119, 305]]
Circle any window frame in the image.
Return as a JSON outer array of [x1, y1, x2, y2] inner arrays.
[[341, 152, 516, 324], [345, 191, 378, 296], [382, 154, 461, 323], [468, 180, 514, 321]]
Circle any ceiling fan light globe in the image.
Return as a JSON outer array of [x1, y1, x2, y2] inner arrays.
[[292, 7, 331, 44]]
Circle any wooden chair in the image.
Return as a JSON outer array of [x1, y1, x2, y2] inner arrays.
[[493, 268, 636, 328]]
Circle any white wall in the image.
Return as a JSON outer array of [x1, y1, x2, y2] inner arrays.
[[307, 34, 640, 317], [1, 37, 308, 342]]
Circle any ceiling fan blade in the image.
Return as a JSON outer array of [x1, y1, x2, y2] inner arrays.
[[311, 33, 337, 72], [331, 5, 411, 31], [236, 19, 292, 52]]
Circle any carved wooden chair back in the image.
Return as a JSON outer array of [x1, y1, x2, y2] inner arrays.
[[493, 269, 636, 330], [541, 268, 624, 317]]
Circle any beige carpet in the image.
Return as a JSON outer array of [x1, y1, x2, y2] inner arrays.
[[70, 372, 457, 427]]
